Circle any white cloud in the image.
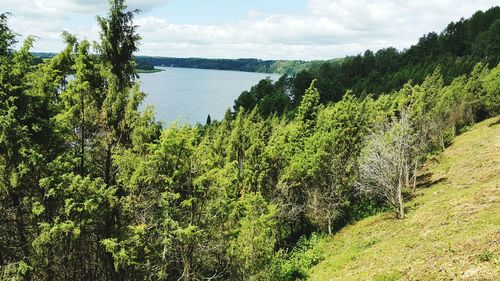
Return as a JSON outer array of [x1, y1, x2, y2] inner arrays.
[[1, 0, 167, 16], [1, 0, 166, 51], [2, 0, 498, 59], [133, 0, 497, 59]]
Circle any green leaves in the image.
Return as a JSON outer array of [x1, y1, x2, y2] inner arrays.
[[481, 63, 500, 115], [296, 79, 321, 129], [31, 201, 45, 216], [233, 77, 292, 116], [228, 192, 277, 279], [97, 0, 140, 90]]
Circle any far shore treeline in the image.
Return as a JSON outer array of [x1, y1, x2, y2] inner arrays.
[[31, 52, 335, 75], [0, 1, 499, 280]]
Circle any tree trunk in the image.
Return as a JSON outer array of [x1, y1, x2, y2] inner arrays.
[[405, 161, 410, 189], [397, 160, 405, 219], [397, 190, 404, 219], [439, 130, 445, 151], [412, 159, 418, 191]]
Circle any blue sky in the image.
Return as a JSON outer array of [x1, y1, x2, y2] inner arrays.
[[1, 0, 498, 60], [160, 0, 307, 24]]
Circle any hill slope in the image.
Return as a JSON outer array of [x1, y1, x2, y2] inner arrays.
[[308, 117, 500, 280]]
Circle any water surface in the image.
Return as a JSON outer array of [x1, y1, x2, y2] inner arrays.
[[139, 67, 280, 124]]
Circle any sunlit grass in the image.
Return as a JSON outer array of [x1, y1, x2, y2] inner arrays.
[[308, 116, 500, 280]]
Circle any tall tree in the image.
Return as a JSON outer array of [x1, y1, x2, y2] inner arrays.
[[97, 0, 141, 90]]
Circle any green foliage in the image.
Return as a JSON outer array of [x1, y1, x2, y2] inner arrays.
[[228, 192, 277, 279], [135, 56, 278, 73], [97, 0, 140, 89], [481, 63, 500, 114], [308, 117, 500, 279], [478, 250, 494, 262], [0, 13, 16, 56], [267, 234, 325, 281], [0, 2, 498, 280], [131, 56, 333, 75], [233, 76, 292, 117], [232, 6, 500, 118], [346, 198, 389, 223], [295, 80, 320, 127]]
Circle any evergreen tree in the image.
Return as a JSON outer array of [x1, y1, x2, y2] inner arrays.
[[97, 0, 141, 90]]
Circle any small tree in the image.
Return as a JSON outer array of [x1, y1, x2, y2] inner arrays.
[[295, 79, 320, 131], [356, 112, 418, 219], [305, 93, 373, 234]]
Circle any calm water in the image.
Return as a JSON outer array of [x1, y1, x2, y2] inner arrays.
[[139, 67, 280, 124]]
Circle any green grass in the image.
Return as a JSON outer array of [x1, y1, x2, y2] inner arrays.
[[307, 116, 500, 280]]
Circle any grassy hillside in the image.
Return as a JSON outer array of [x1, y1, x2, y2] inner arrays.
[[308, 116, 500, 280]]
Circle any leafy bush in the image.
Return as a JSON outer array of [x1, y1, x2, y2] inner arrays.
[[267, 234, 325, 281]]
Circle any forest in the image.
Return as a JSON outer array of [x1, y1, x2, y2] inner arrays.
[[32, 54, 325, 75], [132, 57, 338, 75], [233, 6, 500, 118], [135, 57, 276, 73], [0, 0, 499, 280]]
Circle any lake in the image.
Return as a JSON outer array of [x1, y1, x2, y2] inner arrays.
[[139, 67, 280, 124]]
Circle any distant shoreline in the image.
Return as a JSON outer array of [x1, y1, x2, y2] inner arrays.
[[31, 52, 338, 75], [149, 65, 282, 76], [136, 68, 164, 73]]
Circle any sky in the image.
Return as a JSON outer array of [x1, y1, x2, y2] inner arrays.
[[1, 0, 498, 60]]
